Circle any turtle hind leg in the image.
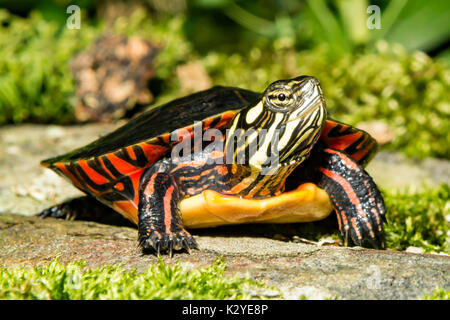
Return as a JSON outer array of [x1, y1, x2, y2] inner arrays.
[[37, 196, 123, 224], [138, 168, 198, 256], [317, 147, 386, 249]]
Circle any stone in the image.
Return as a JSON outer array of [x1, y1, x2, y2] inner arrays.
[[0, 214, 448, 300]]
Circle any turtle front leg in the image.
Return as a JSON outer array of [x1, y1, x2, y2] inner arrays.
[[317, 148, 387, 248], [138, 167, 198, 256]]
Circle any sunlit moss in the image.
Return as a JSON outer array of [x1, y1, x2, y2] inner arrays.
[[0, 257, 267, 300], [423, 287, 450, 300], [0, 10, 98, 124], [383, 184, 450, 254]]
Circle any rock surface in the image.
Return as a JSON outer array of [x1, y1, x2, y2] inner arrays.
[[0, 124, 449, 300], [0, 214, 448, 300]]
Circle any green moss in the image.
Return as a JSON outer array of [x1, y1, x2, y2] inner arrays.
[[383, 184, 450, 254], [0, 9, 192, 125], [0, 10, 98, 124], [423, 287, 450, 300], [0, 257, 268, 300]]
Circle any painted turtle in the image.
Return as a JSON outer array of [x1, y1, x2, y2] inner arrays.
[[39, 76, 386, 255]]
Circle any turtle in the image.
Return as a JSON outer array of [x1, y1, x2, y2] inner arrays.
[[38, 76, 386, 255]]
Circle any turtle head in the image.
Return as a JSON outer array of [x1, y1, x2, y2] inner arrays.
[[226, 76, 327, 171]]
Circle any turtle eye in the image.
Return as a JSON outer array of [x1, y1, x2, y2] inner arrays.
[[266, 88, 295, 109]]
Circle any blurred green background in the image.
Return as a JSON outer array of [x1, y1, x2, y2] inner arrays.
[[0, 0, 449, 159]]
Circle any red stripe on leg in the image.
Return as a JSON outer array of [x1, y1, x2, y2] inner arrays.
[[319, 167, 361, 208], [363, 179, 382, 233], [319, 167, 375, 239], [351, 217, 362, 241], [163, 185, 175, 233], [323, 148, 360, 171], [144, 172, 159, 195], [371, 208, 382, 232]]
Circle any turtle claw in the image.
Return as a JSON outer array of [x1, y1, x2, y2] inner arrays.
[[139, 229, 198, 256], [337, 201, 386, 249], [37, 203, 76, 220], [36, 196, 114, 222]]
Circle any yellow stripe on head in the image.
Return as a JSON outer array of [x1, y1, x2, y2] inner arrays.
[[245, 101, 263, 124]]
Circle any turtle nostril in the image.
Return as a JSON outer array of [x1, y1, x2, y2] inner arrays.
[[309, 77, 320, 86]]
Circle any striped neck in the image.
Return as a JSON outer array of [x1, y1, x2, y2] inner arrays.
[[223, 75, 327, 197]]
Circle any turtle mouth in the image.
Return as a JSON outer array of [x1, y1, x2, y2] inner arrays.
[[284, 77, 325, 125], [286, 93, 325, 125]]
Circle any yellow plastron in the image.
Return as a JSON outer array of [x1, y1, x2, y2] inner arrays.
[[180, 183, 333, 229]]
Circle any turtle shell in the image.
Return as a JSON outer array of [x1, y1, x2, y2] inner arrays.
[[42, 86, 259, 221], [43, 85, 377, 225]]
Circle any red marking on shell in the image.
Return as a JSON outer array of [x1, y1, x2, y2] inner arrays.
[[54, 162, 84, 190], [99, 156, 117, 179], [78, 159, 109, 185], [203, 117, 213, 130], [356, 135, 369, 149], [320, 120, 334, 137], [351, 140, 376, 162], [327, 132, 362, 151], [127, 146, 137, 161], [113, 201, 138, 224], [216, 111, 236, 128], [161, 133, 171, 144], [106, 153, 139, 175], [114, 182, 124, 191], [137, 143, 168, 167]]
